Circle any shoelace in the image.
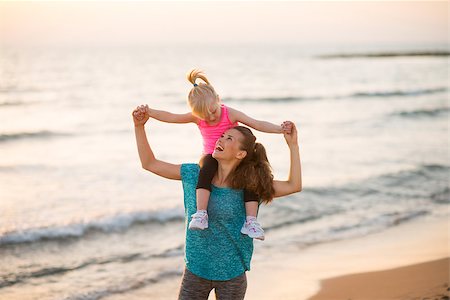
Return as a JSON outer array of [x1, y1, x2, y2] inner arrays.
[[192, 213, 207, 221], [246, 220, 262, 233]]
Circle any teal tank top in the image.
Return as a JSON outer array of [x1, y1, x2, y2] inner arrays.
[[181, 163, 254, 280]]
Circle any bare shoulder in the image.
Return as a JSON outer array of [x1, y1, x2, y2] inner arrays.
[[187, 112, 200, 125], [226, 106, 241, 123]]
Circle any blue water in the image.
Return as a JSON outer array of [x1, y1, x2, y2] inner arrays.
[[0, 43, 448, 299]]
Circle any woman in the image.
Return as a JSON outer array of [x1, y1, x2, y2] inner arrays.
[[132, 105, 302, 300]]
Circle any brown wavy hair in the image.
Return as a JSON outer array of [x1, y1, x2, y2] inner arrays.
[[228, 126, 275, 204]]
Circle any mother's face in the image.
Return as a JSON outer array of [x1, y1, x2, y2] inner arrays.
[[212, 128, 247, 162]]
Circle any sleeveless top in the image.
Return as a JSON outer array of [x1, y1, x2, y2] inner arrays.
[[198, 104, 238, 154], [181, 163, 254, 280]]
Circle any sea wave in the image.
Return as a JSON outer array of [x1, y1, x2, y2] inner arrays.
[[63, 269, 183, 300], [351, 87, 447, 98], [349, 163, 450, 202], [0, 130, 72, 143], [379, 164, 449, 188], [332, 211, 428, 239], [0, 86, 41, 94], [0, 245, 184, 289], [431, 187, 450, 204], [0, 164, 55, 172], [0, 100, 28, 107], [317, 51, 450, 59], [291, 210, 429, 248], [223, 87, 447, 103], [390, 107, 449, 118], [305, 163, 449, 198], [264, 214, 324, 232], [223, 95, 326, 103], [0, 208, 184, 246], [264, 163, 448, 234]]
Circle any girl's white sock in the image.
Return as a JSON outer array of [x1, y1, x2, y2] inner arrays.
[[246, 216, 257, 222]]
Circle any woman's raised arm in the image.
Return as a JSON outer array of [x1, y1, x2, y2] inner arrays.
[[272, 122, 302, 198], [133, 105, 182, 180]]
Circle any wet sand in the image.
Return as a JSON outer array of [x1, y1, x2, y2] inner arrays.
[[308, 257, 449, 300]]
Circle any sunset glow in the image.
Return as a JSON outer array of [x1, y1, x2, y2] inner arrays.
[[0, 1, 447, 46]]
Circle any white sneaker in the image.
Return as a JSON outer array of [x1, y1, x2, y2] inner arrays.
[[188, 211, 208, 230], [241, 219, 265, 240]]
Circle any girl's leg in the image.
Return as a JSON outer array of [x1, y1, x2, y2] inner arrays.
[[241, 190, 265, 240], [178, 268, 213, 300], [243, 189, 259, 217], [189, 154, 218, 230], [213, 272, 247, 300], [244, 201, 258, 217], [196, 154, 218, 209]]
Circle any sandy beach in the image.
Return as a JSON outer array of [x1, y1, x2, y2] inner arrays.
[[246, 216, 449, 300], [308, 257, 449, 300]]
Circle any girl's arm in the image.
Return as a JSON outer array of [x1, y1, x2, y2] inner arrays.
[[272, 122, 302, 197], [133, 105, 182, 180], [147, 106, 199, 124], [228, 107, 283, 134]]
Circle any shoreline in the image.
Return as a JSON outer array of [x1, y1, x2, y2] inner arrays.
[[308, 257, 449, 300], [246, 215, 449, 300]]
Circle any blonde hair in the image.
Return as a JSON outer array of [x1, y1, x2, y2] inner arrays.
[[186, 69, 220, 119]]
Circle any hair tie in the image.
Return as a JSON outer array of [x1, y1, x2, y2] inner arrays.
[[193, 83, 198, 87]]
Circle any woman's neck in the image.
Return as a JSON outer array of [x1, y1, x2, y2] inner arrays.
[[213, 160, 237, 187]]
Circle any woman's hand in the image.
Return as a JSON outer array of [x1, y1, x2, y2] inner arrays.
[[133, 104, 182, 180], [283, 121, 298, 147], [281, 121, 292, 134], [132, 104, 150, 127], [272, 121, 302, 198]]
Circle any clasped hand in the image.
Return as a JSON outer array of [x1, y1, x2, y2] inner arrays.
[[132, 105, 150, 127]]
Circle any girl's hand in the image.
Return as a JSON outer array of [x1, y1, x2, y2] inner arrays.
[[283, 121, 298, 147], [281, 121, 293, 134], [132, 104, 150, 127], [145, 106, 153, 118]]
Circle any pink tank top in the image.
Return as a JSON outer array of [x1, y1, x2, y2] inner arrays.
[[198, 104, 238, 154]]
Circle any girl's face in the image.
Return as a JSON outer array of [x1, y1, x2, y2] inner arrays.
[[204, 102, 221, 123], [212, 128, 247, 161]]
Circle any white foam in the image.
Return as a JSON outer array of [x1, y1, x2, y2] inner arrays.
[[0, 207, 184, 245]]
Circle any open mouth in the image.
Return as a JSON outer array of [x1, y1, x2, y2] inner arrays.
[[215, 145, 224, 152]]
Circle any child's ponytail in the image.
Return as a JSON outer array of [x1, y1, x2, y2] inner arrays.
[[187, 69, 211, 86], [186, 69, 219, 118]]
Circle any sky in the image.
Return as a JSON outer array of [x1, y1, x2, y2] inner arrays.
[[0, 1, 448, 47]]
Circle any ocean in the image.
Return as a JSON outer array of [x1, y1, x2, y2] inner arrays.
[[0, 43, 448, 299]]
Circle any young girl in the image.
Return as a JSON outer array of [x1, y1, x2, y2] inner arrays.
[[143, 69, 289, 240]]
